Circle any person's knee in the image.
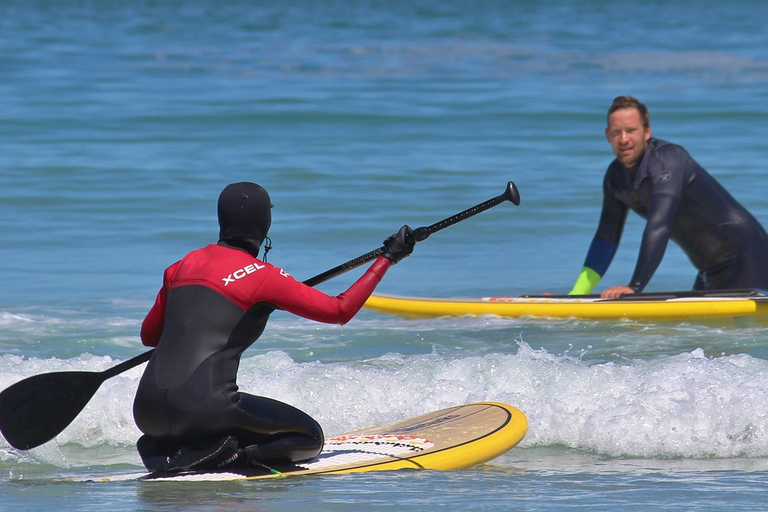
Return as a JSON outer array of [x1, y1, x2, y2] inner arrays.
[[308, 417, 325, 446]]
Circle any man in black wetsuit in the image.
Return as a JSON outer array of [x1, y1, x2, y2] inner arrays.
[[570, 96, 768, 298], [133, 182, 415, 474]]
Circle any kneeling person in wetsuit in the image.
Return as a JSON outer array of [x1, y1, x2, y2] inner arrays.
[[133, 182, 415, 473], [570, 96, 768, 299]]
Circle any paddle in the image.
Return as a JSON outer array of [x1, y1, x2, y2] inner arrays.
[[0, 181, 520, 450], [0, 351, 154, 451]]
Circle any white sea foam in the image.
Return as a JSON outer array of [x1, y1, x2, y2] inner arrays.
[[3, 340, 768, 468]]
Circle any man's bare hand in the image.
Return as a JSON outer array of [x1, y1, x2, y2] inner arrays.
[[600, 286, 635, 299]]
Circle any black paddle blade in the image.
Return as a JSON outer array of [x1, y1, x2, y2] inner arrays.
[[0, 371, 105, 450]]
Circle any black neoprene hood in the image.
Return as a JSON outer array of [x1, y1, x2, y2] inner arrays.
[[217, 182, 272, 257]]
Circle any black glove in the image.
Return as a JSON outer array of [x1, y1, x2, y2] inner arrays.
[[382, 225, 415, 264]]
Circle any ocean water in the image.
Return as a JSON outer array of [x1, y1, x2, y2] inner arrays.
[[3, 0, 768, 509]]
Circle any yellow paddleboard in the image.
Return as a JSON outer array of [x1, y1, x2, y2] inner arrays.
[[143, 402, 527, 482], [364, 290, 768, 321]]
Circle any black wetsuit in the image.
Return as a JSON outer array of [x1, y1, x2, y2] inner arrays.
[[583, 138, 768, 291]]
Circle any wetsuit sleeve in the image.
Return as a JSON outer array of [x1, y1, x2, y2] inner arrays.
[[569, 175, 627, 295], [140, 261, 181, 347], [570, 239, 619, 294], [140, 288, 166, 347], [627, 190, 682, 292], [625, 147, 688, 292], [262, 256, 392, 324]]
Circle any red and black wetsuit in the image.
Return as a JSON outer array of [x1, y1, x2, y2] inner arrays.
[[133, 243, 391, 464], [584, 138, 768, 291]]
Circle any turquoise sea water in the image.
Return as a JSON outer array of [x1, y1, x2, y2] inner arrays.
[[3, 0, 768, 509]]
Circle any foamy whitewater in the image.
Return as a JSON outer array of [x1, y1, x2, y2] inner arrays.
[[3, 313, 768, 468]]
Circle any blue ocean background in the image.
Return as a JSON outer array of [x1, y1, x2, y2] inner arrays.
[[3, 0, 768, 510]]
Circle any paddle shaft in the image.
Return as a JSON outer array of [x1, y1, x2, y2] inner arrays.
[[0, 182, 520, 449], [306, 181, 520, 287]]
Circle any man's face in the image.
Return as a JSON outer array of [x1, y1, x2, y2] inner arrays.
[[605, 107, 651, 169]]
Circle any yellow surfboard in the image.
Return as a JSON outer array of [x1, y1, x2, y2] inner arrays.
[[144, 402, 527, 482], [364, 290, 768, 321]]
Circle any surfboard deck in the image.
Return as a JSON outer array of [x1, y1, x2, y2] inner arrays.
[[134, 401, 526, 482], [364, 289, 768, 321]]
